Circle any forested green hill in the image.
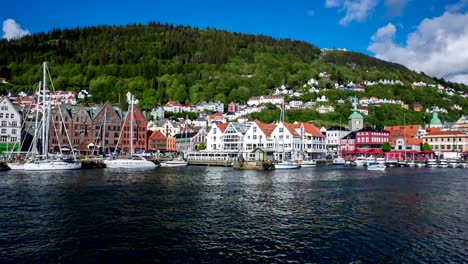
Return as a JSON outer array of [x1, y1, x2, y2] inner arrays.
[[0, 22, 466, 126]]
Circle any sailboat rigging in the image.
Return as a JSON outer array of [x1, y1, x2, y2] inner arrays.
[[9, 62, 81, 171], [274, 104, 300, 169], [104, 93, 157, 169]]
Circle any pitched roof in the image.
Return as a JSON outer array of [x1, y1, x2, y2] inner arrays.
[[284, 122, 300, 137], [301, 122, 324, 137], [215, 122, 229, 133], [256, 121, 276, 137], [384, 124, 420, 138], [425, 130, 466, 136]]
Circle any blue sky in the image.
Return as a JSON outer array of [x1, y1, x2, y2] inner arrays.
[[2, 0, 468, 84]]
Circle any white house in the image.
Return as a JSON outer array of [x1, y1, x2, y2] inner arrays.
[[0, 97, 22, 155], [241, 121, 276, 157], [247, 95, 284, 106], [325, 126, 350, 154], [205, 122, 228, 151]]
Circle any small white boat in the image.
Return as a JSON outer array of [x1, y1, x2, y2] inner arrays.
[[447, 160, 458, 168], [406, 160, 416, 167], [275, 161, 301, 169], [426, 159, 438, 168], [333, 157, 346, 166], [367, 164, 386, 171], [437, 159, 448, 168], [354, 157, 366, 166], [365, 157, 376, 166], [160, 157, 188, 167], [104, 155, 157, 169], [376, 158, 386, 165], [415, 162, 426, 168], [299, 159, 316, 168]]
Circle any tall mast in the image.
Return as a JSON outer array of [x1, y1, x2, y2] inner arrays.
[[103, 107, 107, 154], [130, 95, 134, 156], [41, 62, 47, 157]]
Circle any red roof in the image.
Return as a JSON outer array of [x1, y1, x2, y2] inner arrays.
[[215, 122, 229, 133], [256, 121, 276, 137], [384, 124, 421, 138]]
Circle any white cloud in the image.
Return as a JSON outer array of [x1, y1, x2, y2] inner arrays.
[[326, 0, 341, 7], [368, 12, 468, 84], [325, 0, 380, 25], [339, 0, 380, 25], [307, 9, 316, 16], [445, 0, 468, 12], [371, 22, 396, 41], [2, 19, 30, 40], [384, 0, 409, 17]]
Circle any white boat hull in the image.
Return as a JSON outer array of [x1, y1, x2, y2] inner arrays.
[[104, 158, 157, 169], [6, 162, 25, 170], [160, 160, 188, 167], [23, 161, 81, 171], [367, 164, 386, 171], [275, 162, 301, 169], [299, 160, 316, 167]]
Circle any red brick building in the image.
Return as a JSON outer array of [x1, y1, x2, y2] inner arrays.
[[121, 105, 148, 154]]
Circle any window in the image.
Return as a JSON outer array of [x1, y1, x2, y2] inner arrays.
[[253, 126, 257, 133], [5, 114, 9, 118], [1, 106, 7, 110], [11, 129, 16, 135], [0, 113, 2, 118], [1, 129, 6, 134]]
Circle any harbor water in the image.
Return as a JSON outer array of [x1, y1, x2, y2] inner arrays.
[[0, 166, 467, 263]]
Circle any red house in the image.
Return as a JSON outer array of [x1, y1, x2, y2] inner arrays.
[[121, 105, 148, 154], [341, 126, 390, 156], [148, 130, 167, 152]]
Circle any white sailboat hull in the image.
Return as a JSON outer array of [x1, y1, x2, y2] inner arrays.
[[23, 160, 81, 171], [104, 158, 157, 169], [6, 162, 25, 170]]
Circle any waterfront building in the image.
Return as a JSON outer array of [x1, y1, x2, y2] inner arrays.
[[148, 130, 167, 152], [92, 102, 123, 154], [340, 126, 390, 157], [242, 121, 275, 152], [325, 126, 350, 154], [206, 122, 229, 151], [0, 97, 21, 155], [297, 122, 327, 160], [423, 129, 468, 159]]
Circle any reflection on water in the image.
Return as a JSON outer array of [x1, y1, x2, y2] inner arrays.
[[0, 167, 467, 263]]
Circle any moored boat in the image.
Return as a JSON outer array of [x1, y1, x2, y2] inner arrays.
[[367, 164, 386, 171]]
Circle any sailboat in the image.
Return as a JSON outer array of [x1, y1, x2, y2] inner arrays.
[[12, 62, 81, 171], [274, 104, 301, 169], [104, 93, 157, 169]]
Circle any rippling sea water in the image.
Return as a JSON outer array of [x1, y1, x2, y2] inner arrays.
[[0, 166, 467, 263]]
